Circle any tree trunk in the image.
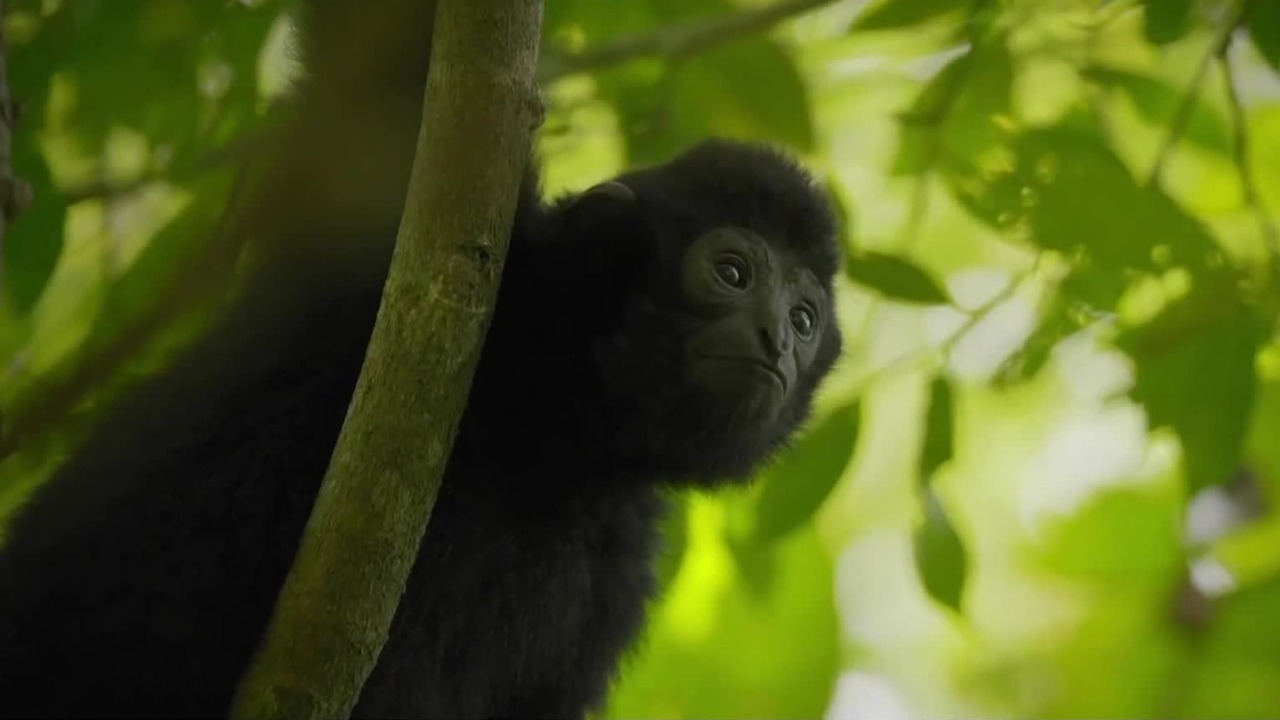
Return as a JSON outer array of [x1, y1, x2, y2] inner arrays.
[[229, 0, 545, 716]]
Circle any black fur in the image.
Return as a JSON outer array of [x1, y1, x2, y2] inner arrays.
[[0, 2, 842, 717]]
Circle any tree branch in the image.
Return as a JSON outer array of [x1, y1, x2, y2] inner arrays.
[[536, 0, 839, 81], [855, 266, 1034, 390], [228, 0, 544, 717]]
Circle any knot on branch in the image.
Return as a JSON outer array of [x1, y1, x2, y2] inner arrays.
[[1, 172, 34, 219]]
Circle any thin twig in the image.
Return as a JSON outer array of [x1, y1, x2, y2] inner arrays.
[[1147, 0, 1251, 187], [856, 268, 1031, 389], [536, 0, 840, 82]]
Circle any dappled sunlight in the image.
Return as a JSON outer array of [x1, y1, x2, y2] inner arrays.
[[1016, 403, 1163, 531]]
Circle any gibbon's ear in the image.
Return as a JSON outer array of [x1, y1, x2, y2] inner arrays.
[[578, 180, 635, 204], [563, 179, 640, 231]]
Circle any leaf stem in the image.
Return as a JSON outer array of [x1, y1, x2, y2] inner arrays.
[[856, 267, 1032, 390]]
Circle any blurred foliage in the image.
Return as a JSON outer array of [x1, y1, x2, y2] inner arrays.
[[3, 0, 1280, 717]]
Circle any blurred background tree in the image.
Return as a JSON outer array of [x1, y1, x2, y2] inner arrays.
[[3, 0, 1280, 717]]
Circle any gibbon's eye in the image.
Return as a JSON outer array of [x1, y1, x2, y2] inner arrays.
[[790, 305, 816, 338], [713, 255, 749, 290]]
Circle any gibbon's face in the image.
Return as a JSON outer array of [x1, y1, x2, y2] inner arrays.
[[677, 226, 834, 423], [577, 140, 844, 481]]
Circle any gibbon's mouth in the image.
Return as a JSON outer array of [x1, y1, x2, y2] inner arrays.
[[697, 354, 787, 392]]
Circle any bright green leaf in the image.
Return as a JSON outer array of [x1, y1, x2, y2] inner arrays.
[[1182, 577, 1280, 716], [851, 0, 965, 33], [940, 38, 1014, 157], [753, 401, 861, 543], [895, 37, 1013, 177], [728, 530, 780, 598], [1247, 0, 1280, 71], [949, 127, 1219, 310], [1245, 377, 1280, 501], [846, 250, 951, 305], [893, 52, 972, 176], [1120, 282, 1262, 491], [913, 489, 967, 611], [1038, 490, 1182, 581], [1144, 0, 1195, 45], [670, 40, 814, 152], [82, 170, 240, 349], [918, 375, 955, 485], [1212, 509, 1280, 591], [1027, 129, 1217, 271], [2, 139, 66, 313]]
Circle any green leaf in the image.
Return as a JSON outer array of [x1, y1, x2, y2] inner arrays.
[[919, 376, 955, 485], [851, 0, 965, 33], [1028, 129, 1217, 270], [845, 250, 951, 305], [1212, 505, 1280, 590], [752, 401, 861, 543], [943, 156, 1030, 232], [82, 170, 239, 349], [1144, 0, 1195, 45], [940, 38, 1014, 154], [948, 127, 1219, 310], [669, 39, 814, 153], [1246, 377, 1280, 502], [895, 38, 1013, 176], [892, 52, 971, 176], [1246, 0, 1280, 71], [913, 489, 967, 611], [1179, 576, 1280, 717], [1039, 490, 1181, 580], [2, 137, 66, 313], [728, 530, 780, 599], [1119, 280, 1262, 491]]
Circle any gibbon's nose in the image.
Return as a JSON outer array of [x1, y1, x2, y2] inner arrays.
[[756, 304, 793, 357]]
